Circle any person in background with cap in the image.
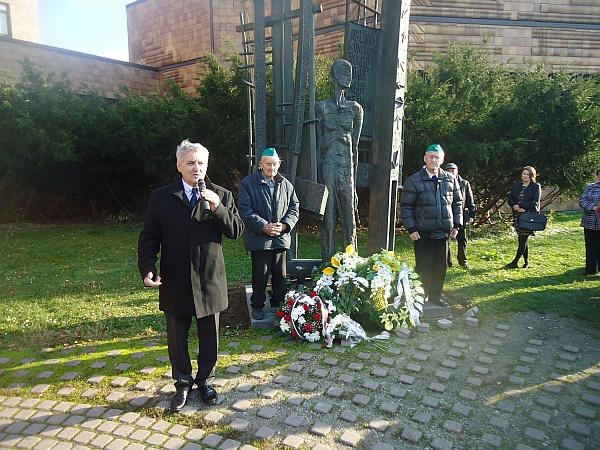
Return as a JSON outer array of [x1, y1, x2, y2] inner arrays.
[[400, 144, 463, 307], [238, 148, 300, 320], [138, 139, 244, 412], [444, 162, 477, 269]]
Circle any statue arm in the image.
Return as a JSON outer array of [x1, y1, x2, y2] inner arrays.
[[352, 104, 364, 182]]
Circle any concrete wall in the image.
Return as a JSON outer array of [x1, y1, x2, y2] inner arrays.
[[0, 37, 160, 99]]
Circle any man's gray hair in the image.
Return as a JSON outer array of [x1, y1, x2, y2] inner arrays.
[[176, 139, 209, 163]]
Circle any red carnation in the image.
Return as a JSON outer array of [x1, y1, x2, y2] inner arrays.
[[284, 314, 291, 322], [276, 311, 284, 317], [310, 290, 317, 297], [303, 303, 309, 311], [291, 330, 297, 337], [288, 298, 294, 305], [304, 324, 312, 332], [314, 314, 322, 321]]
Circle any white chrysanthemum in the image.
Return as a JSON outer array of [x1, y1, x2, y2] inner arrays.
[[280, 318, 291, 333], [336, 269, 357, 287], [291, 306, 304, 320], [316, 274, 334, 288], [305, 331, 321, 342], [353, 276, 369, 291], [297, 315, 306, 325]]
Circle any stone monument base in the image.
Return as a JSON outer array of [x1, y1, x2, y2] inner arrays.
[[245, 285, 276, 330], [420, 301, 452, 320]]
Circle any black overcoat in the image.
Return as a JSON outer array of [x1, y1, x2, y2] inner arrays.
[[138, 177, 244, 318]]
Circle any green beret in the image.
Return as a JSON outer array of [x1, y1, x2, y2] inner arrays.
[[426, 144, 443, 153], [262, 148, 279, 158]]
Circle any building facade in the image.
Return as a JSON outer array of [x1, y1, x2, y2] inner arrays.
[[125, 0, 600, 95], [2, 1, 598, 98], [0, 0, 40, 42], [0, 0, 159, 99]]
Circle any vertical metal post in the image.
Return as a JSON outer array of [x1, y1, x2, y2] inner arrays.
[[253, 0, 267, 168], [272, 0, 294, 157], [366, 0, 411, 255]]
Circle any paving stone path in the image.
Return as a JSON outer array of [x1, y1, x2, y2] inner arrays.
[[0, 312, 599, 450]]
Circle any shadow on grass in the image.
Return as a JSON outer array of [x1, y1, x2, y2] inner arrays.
[[446, 267, 600, 328]]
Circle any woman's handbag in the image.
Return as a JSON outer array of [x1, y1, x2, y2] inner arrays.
[[519, 212, 548, 231]]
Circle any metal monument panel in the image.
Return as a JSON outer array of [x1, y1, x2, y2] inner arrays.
[[366, 0, 412, 255], [345, 22, 380, 138]]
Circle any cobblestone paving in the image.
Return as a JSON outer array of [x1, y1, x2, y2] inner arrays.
[[0, 312, 599, 450]]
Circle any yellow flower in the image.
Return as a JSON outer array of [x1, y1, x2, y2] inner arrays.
[[345, 244, 355, 255], [322, 267, 335, 276], [331, 256, 340, 268], [373, 264, 380, 271]]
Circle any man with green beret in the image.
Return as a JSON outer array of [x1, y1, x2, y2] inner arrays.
[[238, 148, 300, 320], [400, 144, 463, 307]]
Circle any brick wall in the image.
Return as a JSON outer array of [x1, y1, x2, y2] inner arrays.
[[124, 0, 599, 95], [4, 0, 40, 42], [0, 37, 160, 99], [127, 0, 245, 95], [311, 0, 600, 72]]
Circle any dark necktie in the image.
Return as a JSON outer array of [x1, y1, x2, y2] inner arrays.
[[190, 187, 199, 208]]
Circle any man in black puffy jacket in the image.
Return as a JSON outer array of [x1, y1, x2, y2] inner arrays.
[[400, 144, 463, 307], [238, 148, 300, 320]]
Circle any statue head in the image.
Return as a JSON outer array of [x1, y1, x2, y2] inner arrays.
[[331, 59, 352, 89]]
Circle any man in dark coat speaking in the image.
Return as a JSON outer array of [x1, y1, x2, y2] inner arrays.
[[138, 139, 244, 412]]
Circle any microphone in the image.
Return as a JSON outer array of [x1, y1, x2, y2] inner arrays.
[[197, 180, 211, 211]]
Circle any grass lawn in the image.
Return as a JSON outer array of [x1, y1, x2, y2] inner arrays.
[[1, 211, 598, 354]]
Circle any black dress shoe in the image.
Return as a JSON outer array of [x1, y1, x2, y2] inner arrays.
[[522, 262, 530, 269], [170, 385, 191, 412], [431, 298, 449, 307], [504, 261, 518, 269], [198, 384, 218, 404], [251, 307, 264, 320]]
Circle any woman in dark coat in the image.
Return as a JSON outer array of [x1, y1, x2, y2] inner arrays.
[[505, 166, 542, 269]]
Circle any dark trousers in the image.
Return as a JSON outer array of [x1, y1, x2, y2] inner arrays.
[[414, 237, 449, 302], [251, 249, 287, 309], [447, 227, 468, 266], [164, 312, 219, 388], [584, 228, 600, 274]]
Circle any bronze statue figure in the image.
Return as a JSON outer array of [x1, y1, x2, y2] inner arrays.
[[315, 59, 364, 261]]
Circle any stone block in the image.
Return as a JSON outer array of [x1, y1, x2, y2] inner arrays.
[[401, 427, 422, 442], [339, 431, 361, 447], [464, 317, 479, 327], [437, 319, 452, 329], [396, 327, 411, 338], [416, 323, 430, 333]]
